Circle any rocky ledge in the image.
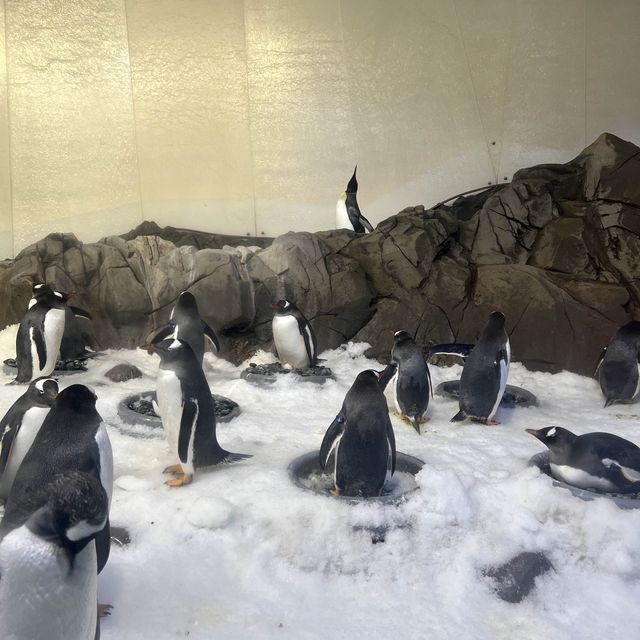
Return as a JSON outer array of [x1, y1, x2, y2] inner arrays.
[[0, 132, 638, 376]]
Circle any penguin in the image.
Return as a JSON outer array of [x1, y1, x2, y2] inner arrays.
[[271, 299, 317, 370], [319, 370, 396, 497], [335, 166, 374, 233], [1, 384, 113, 576], [390, 330, 432, 433], [0, 471, 108, 640], [0, 376, 59, 500], [526, 426, 640, 494], [144, 339, 251, 487], [150, 290, 220, 365], [14, 281, 67, 383], [597, 320, 640, 407], [451, 311, 510, 425]]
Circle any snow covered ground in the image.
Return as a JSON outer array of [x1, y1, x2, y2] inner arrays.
[[1, 324, 640, 640]]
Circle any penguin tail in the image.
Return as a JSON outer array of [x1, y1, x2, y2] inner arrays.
[[604, 398, 615, 408], [411, 417, 421, 434], [450, 410, 467, 423], [221, 451, 253, 464]]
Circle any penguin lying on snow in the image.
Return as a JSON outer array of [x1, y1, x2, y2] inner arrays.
[[527, 426, 640, 494], [1, 384, 113, 579], [0, 377, 59, 500], [0, 471, 108, 640], [14, 281, 68, 383], [336, 166, 373, 233], [596, 320, 640, 407], [451, 311, 510, 425], [145, 339, 251, 487], [272, 300, 317, 369], [390, 330, 432, 433], [150, 290, 220, 365], [320, 370, 396, 498]]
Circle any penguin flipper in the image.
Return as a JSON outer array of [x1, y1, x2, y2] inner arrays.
[[377, 363, 397, 391], [0, 420, 19, 475], [298, 317, 317, 367], [178, 397, 198, 464], [202, 321, 221, 352], [68, 306, 93, 320], [33, 327, 47, 371], [426, 364, 433, 398], [387, 420, 397, 475], [603, 460, 640, 493], [450, 410, 467, 422], [149, 323, 175, 345], [96, 518, 111, 574], [319, 414, 345, 469], [594, 347, 607, 377], [360, 214, 374, 233]]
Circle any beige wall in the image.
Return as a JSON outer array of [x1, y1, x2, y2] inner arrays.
[[0, 0, 638, 257]]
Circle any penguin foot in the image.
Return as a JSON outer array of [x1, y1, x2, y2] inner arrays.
[[162, 464, 183, 475], [98, 603, 113, 618], [329, 487, 341, 497], [419, 416, 430, 424], [476, 418, 500, 426], [165, 473, 193, 487]]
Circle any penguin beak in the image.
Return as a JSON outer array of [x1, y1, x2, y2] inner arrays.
[[66, 291, 77, 301], [271, 303, 279, 310], [24, 277, 33, 287], [141, 344, 159, 354], [525, 428, 541, 439]]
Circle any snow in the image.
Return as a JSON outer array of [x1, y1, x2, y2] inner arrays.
[[1, 323, 640, 639]]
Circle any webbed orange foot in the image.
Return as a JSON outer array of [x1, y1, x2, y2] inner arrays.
[[165, 473, 193, 487]]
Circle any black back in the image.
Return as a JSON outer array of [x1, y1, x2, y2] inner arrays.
[[392, 331, 431, 420], [599, 321, 640, 406], [344, 166, 373, 233]]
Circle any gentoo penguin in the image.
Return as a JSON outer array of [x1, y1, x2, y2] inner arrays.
[[335, 166, 374, 233], [526, 426, 640, 494], [0, 376, 59, 500], [14, 281, 67, 383], [319, 370, 396, 497], [150, 290, 220, 365], [0, 471, 108, 640], [144, 339, 251, 487], [272, 299, 317, 369], [1, 384, 113, 576], [597, 320, 640, 407], [391, 330, 432, 433], [451, 311, 510, 424]]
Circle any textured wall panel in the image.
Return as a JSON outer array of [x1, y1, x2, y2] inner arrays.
[[0, 0, 12, 259], [340, 0, 493, 226], [586, 0, 640, 144], [126, 0, 256, 236], [245, 0, 357, 236], [497, 0, 586, 178], [5, 0, 141, 253]]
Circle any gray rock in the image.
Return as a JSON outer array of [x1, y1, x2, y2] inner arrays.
[[484, 551, 554, 603], [104, 364, 143, 383]]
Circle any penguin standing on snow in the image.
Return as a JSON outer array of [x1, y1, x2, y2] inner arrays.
[[272, 300, 317, 369], [320, 370, 396, 497], [0, 377, 59, 500], [0, 471, 108, 640], [150, 290, 220, 365], [526, 426, 640, 493], [451, 311, 510, 425], [1, 384, 113, 578], [390, 331, 432, 433], [336, 166, 373, 233], [597, 320, 640, 407], [144, 339, 251, 487], [14, 281, 67, 383]]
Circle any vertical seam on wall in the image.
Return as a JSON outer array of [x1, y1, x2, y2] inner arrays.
[[3, 0, 15, 257], [242, 1, 258, 237], [122, 0, 144, 228], [584, 0, 588, 148], [452, 0, 495, 184]]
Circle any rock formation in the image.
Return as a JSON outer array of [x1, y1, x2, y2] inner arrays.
[[0, 133, 638, 375]]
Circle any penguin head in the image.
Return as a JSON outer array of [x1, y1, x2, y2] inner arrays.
[[480, 310, 507, 340], [172, 291, 199, 321], [526, 426, 576, 452], [55, 384, 98, 413], [272, 299, 295, 315], [26, 471, 108, 568], [617, 320, 640, 347], [354, 369, 384, 388], [143, 338, 196, 367], [346, 166, 358, 194], [393, 330, 414, 345], [29, 377, 59, 405]]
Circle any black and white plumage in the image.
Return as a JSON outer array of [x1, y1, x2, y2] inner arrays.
[[150, 291, 220, 365], [0, 471, 108, 640], [451, 311, 510, 424], [1, 384, 113, 575], [526, 426, 640, 494], [319, 370, 396, 498], [335, 166, 373, 233], [390, 330, 432, 433], [271, 300, 317, 370], [145, 339, 251, 487], [0, 377, 59, 500], [597, 320, 640, 407], [14, 282, 67, 383]]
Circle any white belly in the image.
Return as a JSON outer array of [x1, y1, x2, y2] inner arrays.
[[95, 422, 113, 507], [550, 463, 618, 492], [336, 199, 353, 231], [31, 309, 65, 379], [0, 407, 50, 500], [273, 315, 310, 369], [156, 369, 186, 459], [0, 528, 97, 640]]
